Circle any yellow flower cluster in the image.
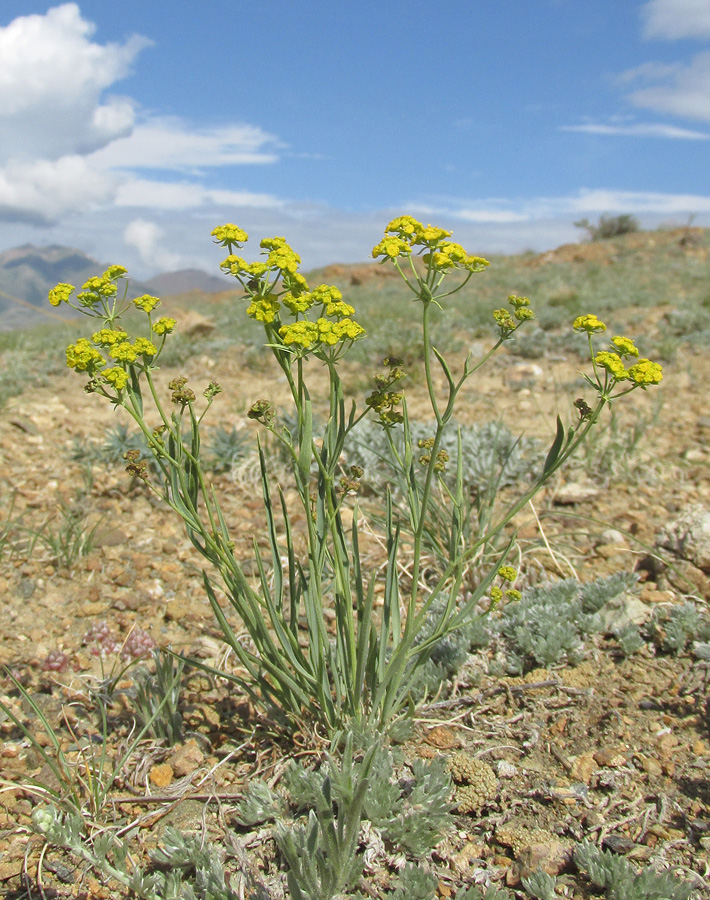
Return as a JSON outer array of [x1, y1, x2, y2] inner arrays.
[[594, 351, 628, 380], [498, 566, 517, 582], [134, 337, 158, 357], [211, 224, 248, 247], [372, 216, 489, 274], [280, 317, 364, 348], [281, 284, 354, 318], [76, 267, 127, 306], [66, 338, 105, 374], [152, 317, 177, 335], [211, 225, 364, 355], [371, 236, 412, 260], [627, 359, 663, 385], [247, 295, 281, 323], [109, 341, 138, 363], [48, 283, 75, 307], [133, 295, 160, 313], [220, 255, 269, 278], [88, 334, 156, 369], [575, 315, 663, 389], [51, 265, 175, 396], [573, 314, 606, 334], [261, 237, 301, 274], [493, 295, 536, 336], [610, 336, 639, 357], [102, 367, 129, 390], [91, 328, 128, 346]]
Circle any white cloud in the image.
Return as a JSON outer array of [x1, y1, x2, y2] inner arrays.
[[0, 3, 149, 160], [641, 0, 710, 40], [0, 5, 285, 225], [426, 189, 710, 226], [624, 51, 710, 121], [0, 155, 118, 224], [115, 178, 283, 210], [124, 219, 180, 272], [561, 188, 710, 215], [446, 208, 531, 224], [560, 121, 710, 140], [90, 118, 281, 171]]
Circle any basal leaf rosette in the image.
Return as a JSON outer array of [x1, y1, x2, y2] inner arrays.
[[212, 224, 365, 360]]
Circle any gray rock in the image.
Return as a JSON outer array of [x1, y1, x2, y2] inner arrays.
[[554, 482, 599, 505], [657, 505, 710, 571], [597, 593, 651, 633]]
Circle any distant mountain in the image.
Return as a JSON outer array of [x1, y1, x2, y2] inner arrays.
[[0, 244, 233, 331], [144, 268, 233, 296]]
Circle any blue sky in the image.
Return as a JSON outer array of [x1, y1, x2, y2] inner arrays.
[[0, 0, 708, 277]]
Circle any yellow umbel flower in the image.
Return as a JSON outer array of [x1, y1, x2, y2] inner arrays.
[[325, 299, 356, 318], [267, 245, 301, 274], [66, 339, 105, 374], [211, 224, 248, 246], [627, 358, 663, 385], [247, 296, 281, 323], [260, 236, 288, 251], [48, 283, 75, 307], [385, 215, 423, 239], [133, 295, 161, 313], [498, 566, 517, 582], [413, 224, 453, 245], [133, 337, 158, 357], [152, 317, 177, 335], [103, 367, 129, 390], [283, 271, 309, 296], [219, 254, 249, 275], [316, 318, 340, 346], [282, 291, 315, 315], [594, 351, 629, 380], [279, 321, 319, 348], [372, 236, 412, 260], [493, 308, 516, 335], [334, 319, 365, 341], [573, 314, 606, 334], [220, 255, 269, 279], [109, 341, 139, 363], [103, 265, 127, 281], [91, 328, 128, 346], [81, 276, 117, 297], [422, 250, 457, 270], [611, 336, 639, 358]]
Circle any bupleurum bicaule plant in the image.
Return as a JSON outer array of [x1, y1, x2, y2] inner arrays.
[[47, 216, 663, 737]]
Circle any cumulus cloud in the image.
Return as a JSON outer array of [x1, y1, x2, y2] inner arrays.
[[623, 52, 710, 122], [0, 3, 149, 160], [0, 156, 119, 224], [0, 5, 284, 225], [641, 0, 710, 40], [124, 219, 181, 272]]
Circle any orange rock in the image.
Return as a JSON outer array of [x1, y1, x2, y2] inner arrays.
[[149, 762, 174, 789]]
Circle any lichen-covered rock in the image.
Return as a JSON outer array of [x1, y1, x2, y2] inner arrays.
[[657, 505, 710, 571], [496, 822, 555, 857], [448, 752, 497, 813]]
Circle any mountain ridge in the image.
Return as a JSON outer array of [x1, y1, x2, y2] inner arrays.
[[0, 244, 234, 331]]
